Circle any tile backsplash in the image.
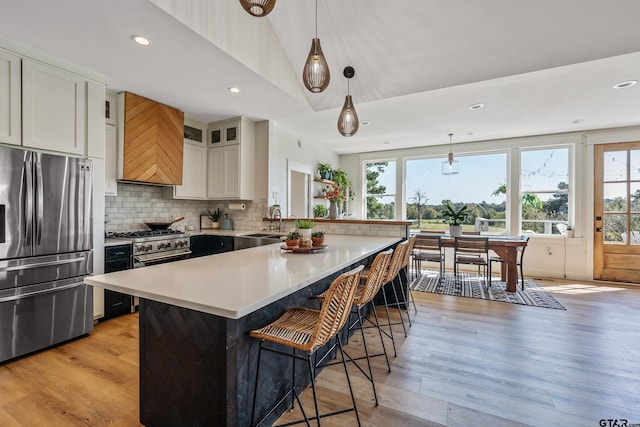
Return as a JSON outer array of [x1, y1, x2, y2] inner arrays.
[[105, 183, 268, 232]]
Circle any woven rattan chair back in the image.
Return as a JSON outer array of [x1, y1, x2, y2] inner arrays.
[[384, 240, 408, 284], [311, 265, 363, 351], [356, 249, 393, 305], [401, 235, 417, 269]]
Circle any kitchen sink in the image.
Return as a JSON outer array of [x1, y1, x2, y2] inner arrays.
[[234, 234, 284, 250]]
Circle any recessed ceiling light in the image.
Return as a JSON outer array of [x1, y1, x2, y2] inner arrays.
[[131, 35, 151, 46], [361, 121, 370, 126], [228, 87, 240, 93], [468, 103, 484, 110], [613, 80, 637, 89]]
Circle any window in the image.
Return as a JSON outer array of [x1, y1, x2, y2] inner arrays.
[[520, 148, 569, 234], [365, 161, 396, 219], [406, 153, 507, 233]]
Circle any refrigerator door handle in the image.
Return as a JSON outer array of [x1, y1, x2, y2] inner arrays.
[[35, 157, 44, 245], [0, 281, 86, 303], [24, 156, 34, 244], [0, 256, 86, 273]]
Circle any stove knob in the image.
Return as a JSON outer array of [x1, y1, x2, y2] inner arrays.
[[145, 244, 153, 252], [135, 244, 144, 253]]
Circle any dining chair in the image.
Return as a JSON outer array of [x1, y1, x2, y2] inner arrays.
[[314, 249, 393, 406], [454, 236, 491, 286], [250, 265, 364, 427], [412, 234, 445, 281], [490, 236, 529, 290]]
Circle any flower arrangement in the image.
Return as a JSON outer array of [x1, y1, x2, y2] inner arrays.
[[323, 183, 344, 203]]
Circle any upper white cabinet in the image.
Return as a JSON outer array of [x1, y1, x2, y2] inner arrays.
[[208, 118, 241, 147], [105, 124, 118, 196], [206, 117, 255, 200], [167, 118, 207, 200], [22, 59, 87, 155], [0, 49, 21, 146]]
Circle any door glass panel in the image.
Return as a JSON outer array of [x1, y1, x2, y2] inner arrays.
[[631, 182, 640, 212], [604, 214, 627, 243], [603, 150, 627, 182], [603, 182, 627, 212], [631, 214, 640, 245], [631, 150, 640, 181]]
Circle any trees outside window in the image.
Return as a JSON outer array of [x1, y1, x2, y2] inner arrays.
[[520, 148, 570, 234], [366, 161, 395, 219]]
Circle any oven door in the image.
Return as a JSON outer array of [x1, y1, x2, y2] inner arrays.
[[133, 249, 192, 268]]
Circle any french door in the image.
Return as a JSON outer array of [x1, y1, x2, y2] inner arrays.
[[594, 142, 640, 282]]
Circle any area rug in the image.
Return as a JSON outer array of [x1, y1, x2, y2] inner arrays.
[[410, 270, 566, 310]]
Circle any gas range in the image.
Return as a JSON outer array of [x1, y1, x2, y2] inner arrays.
[[108, 230, 191, 267]]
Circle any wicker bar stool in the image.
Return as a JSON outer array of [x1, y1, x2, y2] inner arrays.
[[395, 235, 417, 319], [250, 265, 364, 427], [362, 240, 409, 357], [314, 249, 393, 406]]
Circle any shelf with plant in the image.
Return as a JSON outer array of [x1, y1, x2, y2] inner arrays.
[[317, 163, 333, 180]]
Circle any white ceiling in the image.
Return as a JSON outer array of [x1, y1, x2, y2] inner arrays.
[[2, 0, 640, 154]]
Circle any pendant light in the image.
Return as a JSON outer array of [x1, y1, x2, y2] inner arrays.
[[302, 0, 330, 93], [442, 133, 460, 175], [239, 0, 276, 17], [337, 66, 359, 137]]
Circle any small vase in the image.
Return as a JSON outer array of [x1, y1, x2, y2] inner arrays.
[[299, 228, 312, 246], [449, 225, 462, 237], [329, 201, 338, 219]]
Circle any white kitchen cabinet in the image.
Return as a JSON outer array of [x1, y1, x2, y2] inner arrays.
[[22, 59, 86, 155], [206, 117, 255, 200], [173, 141, 207, 199], [105, 91, 118, 126], [0, 49, 21, 146], [104, 124, 118, 196], [207, 117, 242, 147]]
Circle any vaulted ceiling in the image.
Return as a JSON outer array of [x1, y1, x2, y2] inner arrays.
[[2, 0, 640, 154]]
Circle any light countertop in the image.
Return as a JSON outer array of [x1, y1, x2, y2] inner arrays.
[[87, 235, 399, 319]]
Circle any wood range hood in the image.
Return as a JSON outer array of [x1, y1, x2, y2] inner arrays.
[[116, 92, 184, 186]]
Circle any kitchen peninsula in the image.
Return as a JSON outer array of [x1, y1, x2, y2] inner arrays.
[[86, 234, 400, 426]]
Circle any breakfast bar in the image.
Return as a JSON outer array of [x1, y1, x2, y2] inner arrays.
[[86, 235, 400, 426]]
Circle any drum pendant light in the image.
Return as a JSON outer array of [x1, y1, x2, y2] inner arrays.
[[442, 133, 460, 175], [239, 0, 276, 17], [337, 66, 359, 137], [302, 0, 330, 92]]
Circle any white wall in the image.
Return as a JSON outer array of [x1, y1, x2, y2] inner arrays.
[[269, 123, 339, 215]]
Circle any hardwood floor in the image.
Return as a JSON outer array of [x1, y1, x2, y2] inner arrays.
[[1, 277, 639, 426]]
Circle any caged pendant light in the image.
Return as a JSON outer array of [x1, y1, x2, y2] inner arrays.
[[442, 133, 460, 175], [302, 0, 330, 93], [337, 66, 359, 137], [239, 0, 276, 17]]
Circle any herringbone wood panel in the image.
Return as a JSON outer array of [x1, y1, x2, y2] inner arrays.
[[123, 92, 183, 185], [1, 279, 639, 426]]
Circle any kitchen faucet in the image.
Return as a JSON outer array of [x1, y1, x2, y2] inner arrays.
[[272, 207, 282, 232]]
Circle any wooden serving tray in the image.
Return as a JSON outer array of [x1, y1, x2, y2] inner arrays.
[[280, 244, 328, 253]]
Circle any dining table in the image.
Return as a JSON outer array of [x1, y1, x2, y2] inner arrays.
[[419, 234, 529, 293]]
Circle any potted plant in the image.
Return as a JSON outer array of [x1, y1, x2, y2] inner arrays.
[[442, 203, 468, 237], [285, 230, 300, 247], [565, 225, 574, 238], [206, 207, 223, 229], [295, 219, 315, 246], [313, 204, 328, 219], [317, 163, 333, 180], [311, 230, 325, 246]]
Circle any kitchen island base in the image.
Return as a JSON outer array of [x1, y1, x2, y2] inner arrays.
[[139, 264, 363, 427]]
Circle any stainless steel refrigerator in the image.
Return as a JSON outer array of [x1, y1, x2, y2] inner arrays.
[[0, 146, 93, 363]]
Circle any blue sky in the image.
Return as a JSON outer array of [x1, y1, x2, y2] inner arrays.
[[369, 148, 568, 205]]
